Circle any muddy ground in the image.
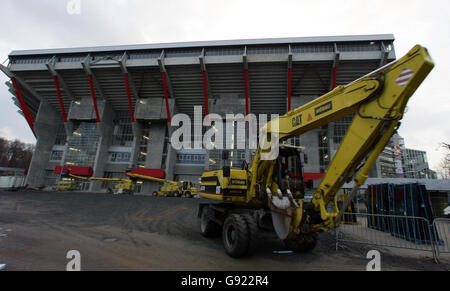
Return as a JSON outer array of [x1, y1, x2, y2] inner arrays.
[[0, 190, 448, 271]]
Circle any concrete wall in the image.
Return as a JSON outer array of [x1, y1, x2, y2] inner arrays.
[[165, 133, 177, 181], [68, 97, 100, 121], [130, 122, 143, 168], [135, 98, 174, 120], [26, 102, 62, 187], [145, 123, 166, 169], [174, 164, 204, 177], [209, 94, 246, 118], [67, 97, 118, 191], [138, 122, 168, 194], [90, 101, 116, 191], [103, 164, 129, 173]]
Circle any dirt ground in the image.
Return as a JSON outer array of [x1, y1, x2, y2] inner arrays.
[[0, 190, 448, 271]]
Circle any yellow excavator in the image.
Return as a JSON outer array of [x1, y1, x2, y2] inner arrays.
[[127, 173, 199, 198], [199, 45, 434, 257]]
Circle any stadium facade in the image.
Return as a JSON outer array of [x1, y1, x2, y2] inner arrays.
[[0, 34, 397, 193]]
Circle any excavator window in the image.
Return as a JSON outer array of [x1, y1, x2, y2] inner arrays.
[[275, 146, 306, 198], [182, 181, 192, 190], [223, 166, 231, 178]]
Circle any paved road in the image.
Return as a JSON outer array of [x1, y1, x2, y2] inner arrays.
[[0, 190, 447, 271]]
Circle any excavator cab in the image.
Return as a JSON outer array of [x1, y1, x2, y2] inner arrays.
[[182, 181, 191, 190], [275, 144, 306, 199]]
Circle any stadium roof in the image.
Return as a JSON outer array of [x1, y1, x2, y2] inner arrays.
[[9, 34, 395, 56], [1, 34, 396, 126]]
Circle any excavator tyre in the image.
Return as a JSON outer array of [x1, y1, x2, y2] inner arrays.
[[200, 207, 221, 238], [223, 214, 252, 258]]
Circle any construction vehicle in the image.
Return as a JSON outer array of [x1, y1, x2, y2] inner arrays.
[[199, 45, 434, 258], [127, 173, 198, 198], [52, 180, 78, 191], [65, 173, 135, 195]]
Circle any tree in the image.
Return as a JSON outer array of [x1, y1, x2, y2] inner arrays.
[[0, 137, 35, 169], [0, 137, 10, 166], [438, 143, 450, 179]]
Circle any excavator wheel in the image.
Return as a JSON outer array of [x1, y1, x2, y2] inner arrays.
[[284, 233, 318, 253], [200, 208, 221, 238], [222, 214, 251, 258], [185, 192, 192, 198], [242, 214, 259, 256], [174, 191, 180, 197], [152, 191, 158, 197]]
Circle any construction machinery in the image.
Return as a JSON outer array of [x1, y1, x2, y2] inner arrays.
[[127, 173, 199, 198], [64, 173, 135, 195], [198, 45, 434, 258], [52, 180, 78, 191]]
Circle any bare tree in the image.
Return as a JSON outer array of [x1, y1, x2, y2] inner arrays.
[[0, 137, 10, 166], [438, 143, 450, 179], [0, 137, 35, 169]]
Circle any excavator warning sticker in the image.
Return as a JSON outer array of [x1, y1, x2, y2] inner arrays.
[[395, 69, 414, 87]]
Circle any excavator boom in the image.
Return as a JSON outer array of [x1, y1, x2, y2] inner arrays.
[[127, 173, 179, 185], [257, 45, 434, 228]]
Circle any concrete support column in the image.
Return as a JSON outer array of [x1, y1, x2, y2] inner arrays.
[[140, 122, 167, 194], [130, 122, 143, 168], [90, 101, 116, 192], [145, 123, 166, 168], [165, 128, 177, 181], [64, 120, 74, 141], [165, 100, 179, 181], [204, 150, 211, 171], [133, 98, 175, 194], [26, 102, 61, 187]]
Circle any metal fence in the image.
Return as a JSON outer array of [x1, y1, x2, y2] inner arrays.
[[432, 218, 450, 257], [335, 212, 450, 263], [0, 176, 26, 189]]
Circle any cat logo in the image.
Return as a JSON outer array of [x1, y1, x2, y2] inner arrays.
[[315, 101, 333, 116], [292, 114, 302, 127]]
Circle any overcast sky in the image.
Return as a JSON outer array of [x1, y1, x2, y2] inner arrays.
[[0, 0, 449, 172]]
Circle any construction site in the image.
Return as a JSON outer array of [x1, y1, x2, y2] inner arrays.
[[1, 34, 449, 272]]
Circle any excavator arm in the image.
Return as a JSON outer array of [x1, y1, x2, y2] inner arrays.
[[69, 174, 130, 183], [257, 45, 434, 231], [126, 173, 179, 186]]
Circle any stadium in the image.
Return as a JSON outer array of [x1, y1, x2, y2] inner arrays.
[[0, 34, 396, 193]]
